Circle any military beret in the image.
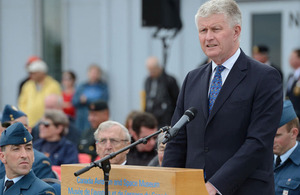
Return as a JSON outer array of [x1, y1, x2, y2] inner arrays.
[[89, 101, 108, 111], [0, 122, 32, 147], [279, 100, 297, 127], [1, 105, 26, 124]]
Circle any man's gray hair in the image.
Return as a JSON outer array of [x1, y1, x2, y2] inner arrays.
[[94, 120, 131, 142], [195, 0, 242, 29]]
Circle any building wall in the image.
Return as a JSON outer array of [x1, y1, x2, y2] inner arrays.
[[1, 0, 300, 124]]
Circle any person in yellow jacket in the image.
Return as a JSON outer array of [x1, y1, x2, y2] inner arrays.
[[18, 59, 61, 127]]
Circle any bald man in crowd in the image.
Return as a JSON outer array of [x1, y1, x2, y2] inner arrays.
[[144, 56, 179, 128]]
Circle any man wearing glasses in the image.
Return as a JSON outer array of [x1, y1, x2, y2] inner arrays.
[[94, 121, 131, 165]]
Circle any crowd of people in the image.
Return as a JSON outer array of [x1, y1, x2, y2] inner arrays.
[[0, 0, 300, 194], [0, 50, 176, 194]]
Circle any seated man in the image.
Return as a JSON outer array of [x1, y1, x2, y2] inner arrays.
[[0, 122, 56, 194], [0, 105, 56, 179], [126, 112, 158, 166], [78, 101, 109, 161], [274, 100, 300, 194], [94, 120, 131, 165]]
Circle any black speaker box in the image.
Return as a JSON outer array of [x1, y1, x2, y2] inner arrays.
[[142, 0, 182, 29]]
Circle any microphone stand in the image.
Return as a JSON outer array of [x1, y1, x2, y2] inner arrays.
[[152, 27, 180, 69], [74, 126, 170, 195]]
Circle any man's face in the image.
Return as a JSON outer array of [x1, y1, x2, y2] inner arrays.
[[273, 125, 297, 156], [253, 52, 268, 64], [0, 142, 34, 179], [39, 118, 61, 140], [95, 125, 130, 164], [88, 67, 101, 83], [289, 51, 300, 70], [88, 110, 109, 129], [197, 14, 241, 65], [29, 72, 45, 82], [13, 116, 32, 134], [146, 58, 161, 78], [0, 116, 31, 136], [136, 126, 157, 152]]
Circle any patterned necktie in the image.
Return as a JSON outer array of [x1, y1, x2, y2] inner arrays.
[[275, 155, 281, 167], [4, 180, 14, 191], [208, 65, 225, 114]]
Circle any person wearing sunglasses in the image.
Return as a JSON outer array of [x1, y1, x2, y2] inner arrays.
[[33, 109, 79, 166], [0, 105, 57, 180], [94, 121, 131, 165]]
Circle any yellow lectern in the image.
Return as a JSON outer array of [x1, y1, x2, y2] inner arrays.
[[61, 164, 208, 195]]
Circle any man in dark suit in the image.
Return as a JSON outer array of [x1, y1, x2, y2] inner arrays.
[[0, 122, 55, 195], [144, 56, 179, 128], [162, 0, 283, 195]]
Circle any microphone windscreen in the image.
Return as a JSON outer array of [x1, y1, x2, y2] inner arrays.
[[184, 107, 197, 120]]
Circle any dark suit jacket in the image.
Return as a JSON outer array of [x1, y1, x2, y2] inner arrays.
[[0, 170, 55, 195], [162, 50, 283, 195]]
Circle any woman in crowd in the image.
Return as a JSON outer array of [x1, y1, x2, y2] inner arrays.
[[33, 109, 79, 165]]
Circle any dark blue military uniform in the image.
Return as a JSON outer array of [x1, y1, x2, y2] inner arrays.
[[0, 170, 55, 195], [0, 104, 57, 179], [0, 122, 56, 195]]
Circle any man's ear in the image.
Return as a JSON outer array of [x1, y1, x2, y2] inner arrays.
[[291, 127, 299, 139], [233, 24, 241, 41], [0, 152, 7, 164]]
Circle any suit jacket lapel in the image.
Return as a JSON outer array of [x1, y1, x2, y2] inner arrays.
[[200, 63, 212, 122], [207, 51, 248, 125]]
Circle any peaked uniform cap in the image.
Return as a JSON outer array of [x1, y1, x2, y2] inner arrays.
[[0, 122, 32, 147]]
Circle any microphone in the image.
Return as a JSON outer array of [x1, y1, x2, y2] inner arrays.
[[162, 107, 197, 144]]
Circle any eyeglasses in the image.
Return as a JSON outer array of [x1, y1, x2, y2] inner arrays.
[[96, 138, 128, 146], [1, 122, 11, 128], [40, 121, 54, 128]]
